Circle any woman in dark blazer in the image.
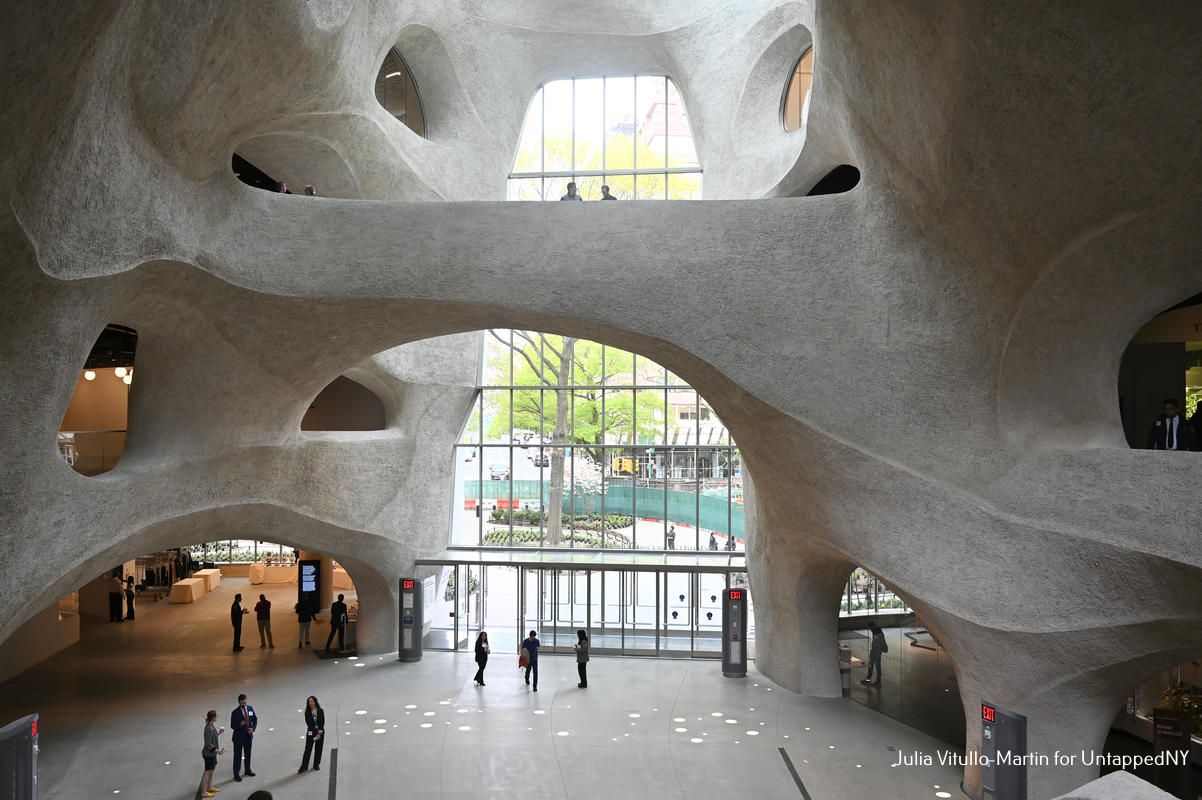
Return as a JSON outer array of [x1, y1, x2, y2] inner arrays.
[[473, 631, 490, 686], [298, 695, 325, 773]]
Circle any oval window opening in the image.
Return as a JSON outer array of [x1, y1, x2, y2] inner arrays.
[[1119, 292, 1202, 449], [375, 47, 426, 137], [59, 324, 137, 475], [782, 49, 814, 133]]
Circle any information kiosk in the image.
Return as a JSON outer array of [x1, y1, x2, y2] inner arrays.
[[722, 588, 748, 677], [298, 559, 320, 615], [398, 577, 423, 662], [981, 702, 1027, 800]]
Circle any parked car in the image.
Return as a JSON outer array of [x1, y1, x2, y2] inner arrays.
[[533, 452, 550, 467], [489, 464, 510, 480]]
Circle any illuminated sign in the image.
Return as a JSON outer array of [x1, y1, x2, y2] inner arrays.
[[31, 719, 38, 738], [981, 704, 995, 723], [728, 590, 743, 600], [301, 563, 317, 592], [402, 579, 415, 590]]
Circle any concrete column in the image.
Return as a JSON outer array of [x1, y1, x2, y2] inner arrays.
[[299, 550, 333, 610], [746, 473, 853, 696]]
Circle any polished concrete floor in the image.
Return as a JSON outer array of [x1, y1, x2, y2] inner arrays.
[[0, 579, 965, 799]]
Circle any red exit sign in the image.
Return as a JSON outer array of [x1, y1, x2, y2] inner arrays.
[[981, 704, 995, 723], [402, 579, 415, 590], [728, 590, 743, 600]]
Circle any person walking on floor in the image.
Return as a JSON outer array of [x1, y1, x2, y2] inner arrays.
[[522, 630, 540, 691], [254, 594, 274, 648], [297, 695, 324, 773], [124, 575, 136, 619], [231, 593, 248, 651], [108, 572, 124, 622], [574, 629, 590, 688], [708, 532, 719, 550], [324, 594, 347, 653], [473, 631, 490, 686], [861, 620, 888, 686], [200, 709, 224, 798], [230, 693, 258, 781], [295, 599, 315, 648]]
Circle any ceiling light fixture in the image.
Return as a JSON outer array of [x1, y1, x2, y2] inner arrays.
[[114, 367, 127, 378], [84, 370, 96, 381]]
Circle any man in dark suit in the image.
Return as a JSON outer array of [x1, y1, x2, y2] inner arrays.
[[1146, 398, 1193, 450], [231, 593, 248, 651], [324, 594, 348, 653], [230, 693, 258, 781]]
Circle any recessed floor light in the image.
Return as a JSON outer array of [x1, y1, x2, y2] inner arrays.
[[458, 726, 471, 731], [533, 709, 546, 715], [556, 731, 570, 737], [420, 723, 432, 728], [746, 731, 759, 736], [674, 727, 688, 733], [935, 794, 952, 799], [724, 719, 737, 724], [628, 713, 641, 718], [355, 710, 367, 715], [710, 712, 723, 717], [405, 704, 417, 709], [423, 711, 435, 717], [374, 719, 387, 724], [372, 728, 386, 734], [690, 737, 703, 743], [673, 717, 686, 722]]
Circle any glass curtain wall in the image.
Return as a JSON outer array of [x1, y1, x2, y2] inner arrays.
[[508, 76, 702, 200], [453, 330, 743, 550]]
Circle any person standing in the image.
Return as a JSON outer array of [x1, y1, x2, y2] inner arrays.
[[200, 709, 224, 799], [522, 630, 540, 691], [600, 184, 618, 200], [230, 693, 258, 781], [560, 181, 583, 201], [303, 185, 318, 197], [324, 594, 347, 653], [725, 535, 737, 551], [108, 572, 124, 622], [1146, 398, 1193, 450], [295, 599, 315, 648], [297, 695, 324, 773], [473, 631, 490, 686], [231, 593, 248, 651], [666, 525, 676, 550], [254, 594, 274, 649], [574, 629, 590, 688], [861, 620, 888, 686], [124, 575, 136, 620], [708, 532, 719, 551]]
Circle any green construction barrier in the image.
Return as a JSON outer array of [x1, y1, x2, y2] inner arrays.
[[465, 480, 745, 539]]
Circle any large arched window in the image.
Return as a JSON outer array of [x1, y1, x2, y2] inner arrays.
[[375, 47, 426, 137], [782, 49, 814, 132], [508, 76, 701, 201], [453, 331, 741, 549]]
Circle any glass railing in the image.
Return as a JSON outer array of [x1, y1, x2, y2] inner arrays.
[[57, 430, 126, 476]]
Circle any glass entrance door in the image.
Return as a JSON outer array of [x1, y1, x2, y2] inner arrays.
[[663, 571, 693, 656], [624, 571, 659, 655]]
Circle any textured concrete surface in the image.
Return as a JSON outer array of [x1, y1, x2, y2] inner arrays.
[[1050, 770, 1177, 800], [2, 2, 1202, 798]]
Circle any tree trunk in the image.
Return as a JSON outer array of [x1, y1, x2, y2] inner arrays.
[[546, 337, 575, 546]]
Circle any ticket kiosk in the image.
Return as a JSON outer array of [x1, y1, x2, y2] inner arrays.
[[722, 588, 748, 677], [981, 702, 1027, 800], [398, 578, 423, 662]]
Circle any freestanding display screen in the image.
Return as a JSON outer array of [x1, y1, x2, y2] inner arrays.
[[298, 560, 320, 615], [398, 577, 423, 662], [722, 587, 748, 678], [0, 712, 39, 800]]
